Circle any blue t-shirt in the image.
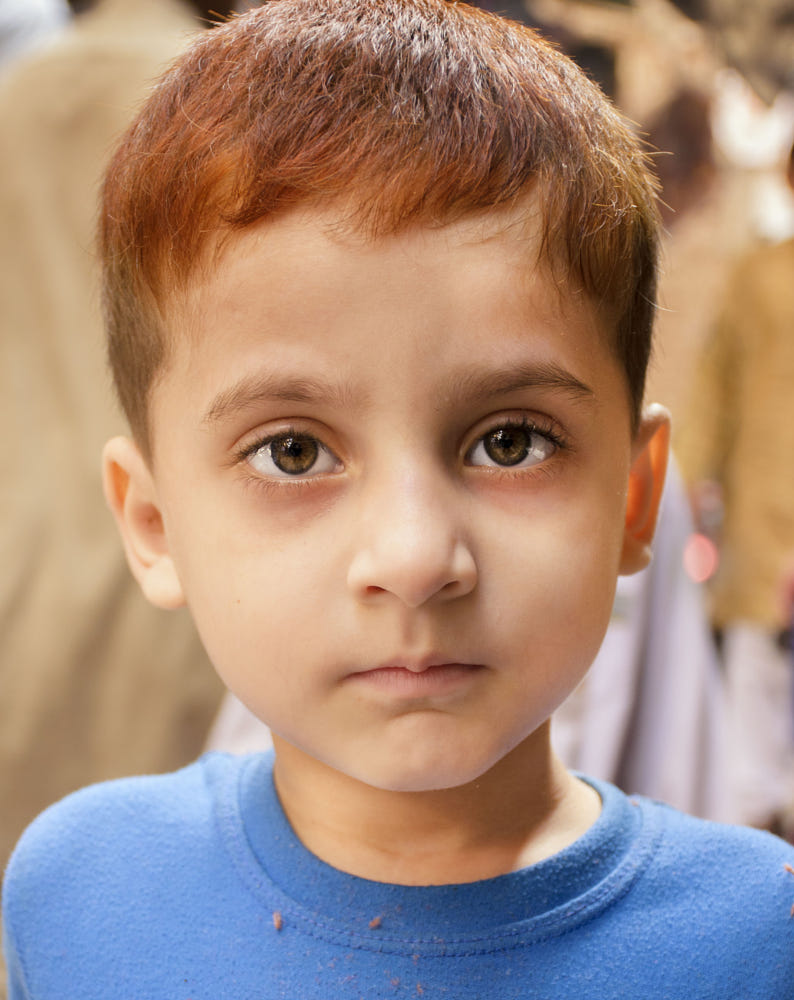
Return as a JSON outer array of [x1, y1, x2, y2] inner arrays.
[[3, 751, 794, 998]]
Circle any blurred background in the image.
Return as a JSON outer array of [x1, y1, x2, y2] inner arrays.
[[2, 6, 794, 989]]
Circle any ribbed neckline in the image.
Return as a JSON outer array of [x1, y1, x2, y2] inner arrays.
[[207, 751, 661, 955]]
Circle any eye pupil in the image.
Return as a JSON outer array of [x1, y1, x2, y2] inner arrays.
[[483, 427, 530, 466], [271, 434, 319, 474]]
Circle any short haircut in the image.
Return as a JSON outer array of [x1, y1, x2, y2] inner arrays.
[[100, 0, 660, 451]]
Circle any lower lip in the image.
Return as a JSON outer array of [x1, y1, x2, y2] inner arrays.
[[346, 664, 484, 697]]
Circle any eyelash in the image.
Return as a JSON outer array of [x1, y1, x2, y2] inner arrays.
[[466, 416, 567, 461], [234, 425, 339, 477], [233, 415, 568, 482]]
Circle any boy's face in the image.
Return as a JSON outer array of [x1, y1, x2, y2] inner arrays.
[[106, 202, 668, 794]]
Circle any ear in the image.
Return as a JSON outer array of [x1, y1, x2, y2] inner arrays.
[[619, 404, 671, 576], [102, 436, 186, 609]]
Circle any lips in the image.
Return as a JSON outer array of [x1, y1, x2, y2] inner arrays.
[[346, 659, 484, 697]]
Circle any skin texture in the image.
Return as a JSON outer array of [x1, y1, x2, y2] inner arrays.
[[104, 202, 669, 885]]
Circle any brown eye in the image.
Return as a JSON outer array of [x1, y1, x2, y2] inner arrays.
[[270, 434, 319, 474], [246, 432, 340, 479], [482, 427, 530, 466], [467, 421, 558, 470]]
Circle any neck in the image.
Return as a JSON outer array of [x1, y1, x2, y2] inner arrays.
[[271, 726, 601, 885]]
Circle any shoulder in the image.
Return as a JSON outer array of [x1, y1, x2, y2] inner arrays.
[[3, 753, 244, 915], [636, 796, 794, 934], [593, 789, 794, 993], [9, 756, 210, 850], [649, 795, 794, 867], [2, 753, 273, 996], [2, 754, 255, 991]]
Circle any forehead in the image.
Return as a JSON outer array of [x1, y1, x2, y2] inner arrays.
[[171, 198, 612, 340], [153, 201, 627, 439]]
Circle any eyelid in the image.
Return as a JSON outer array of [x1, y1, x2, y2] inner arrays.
[[233, 418, 334, 459], [463, 411, 568, 459], [234, 425, 342, 479]]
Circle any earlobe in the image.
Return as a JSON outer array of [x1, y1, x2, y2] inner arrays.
[[619, 404, 671, 576], [102, 436, 186, 609]]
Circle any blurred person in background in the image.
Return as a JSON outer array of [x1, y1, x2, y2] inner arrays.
[[677, 143, 794, 834], [0, 0, 247, 950]]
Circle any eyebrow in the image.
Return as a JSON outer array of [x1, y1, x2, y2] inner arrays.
[[444, 362, 595, 407], [203, 373, 359, 425], [203, 360, 594, 426]]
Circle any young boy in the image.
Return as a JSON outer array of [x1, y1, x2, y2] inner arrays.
[[3, 1, 793, 996]]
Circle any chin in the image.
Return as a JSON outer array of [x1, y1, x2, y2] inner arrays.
[[344, 742, 506, 794]]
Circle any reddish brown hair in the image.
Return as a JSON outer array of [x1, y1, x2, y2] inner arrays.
[[100, 0, 660, 450]]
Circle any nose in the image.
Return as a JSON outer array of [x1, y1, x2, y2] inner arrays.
[[346, 467, 477, 608]]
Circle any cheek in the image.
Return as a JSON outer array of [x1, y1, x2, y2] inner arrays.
[[485, 489, 623, 640], [170, 511, 342, 682]]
